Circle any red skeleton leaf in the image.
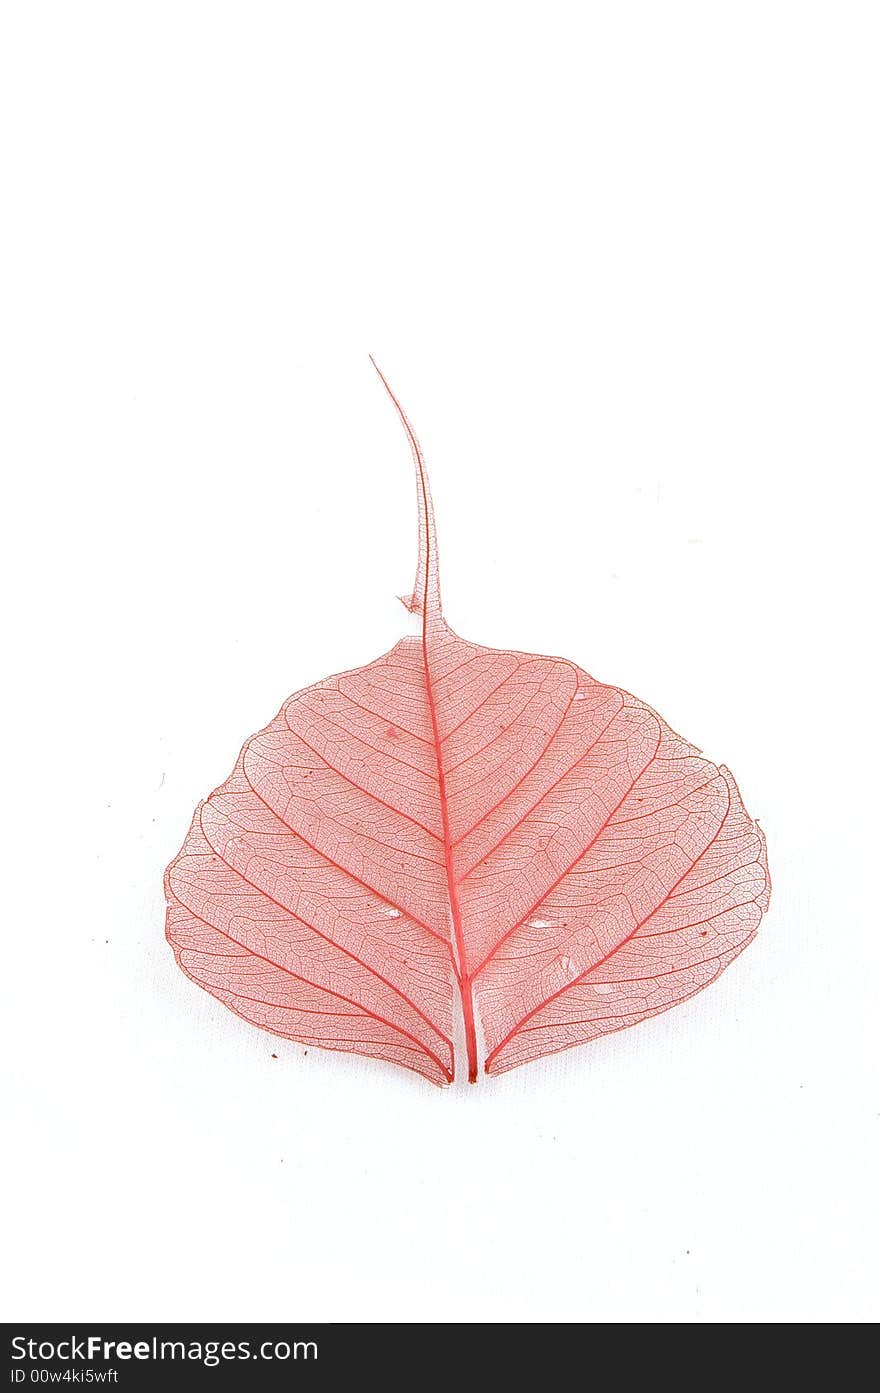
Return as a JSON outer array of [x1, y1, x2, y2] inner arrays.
[[165, 365, 770, 1085]]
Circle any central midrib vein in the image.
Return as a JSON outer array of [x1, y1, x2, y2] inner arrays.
[[413, 432, 478, 1083], [422, 623, 478, 1083], [373, 355, 478, 1082]]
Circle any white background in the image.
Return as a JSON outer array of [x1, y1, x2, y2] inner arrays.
[[2, 3, 878, 1324]]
